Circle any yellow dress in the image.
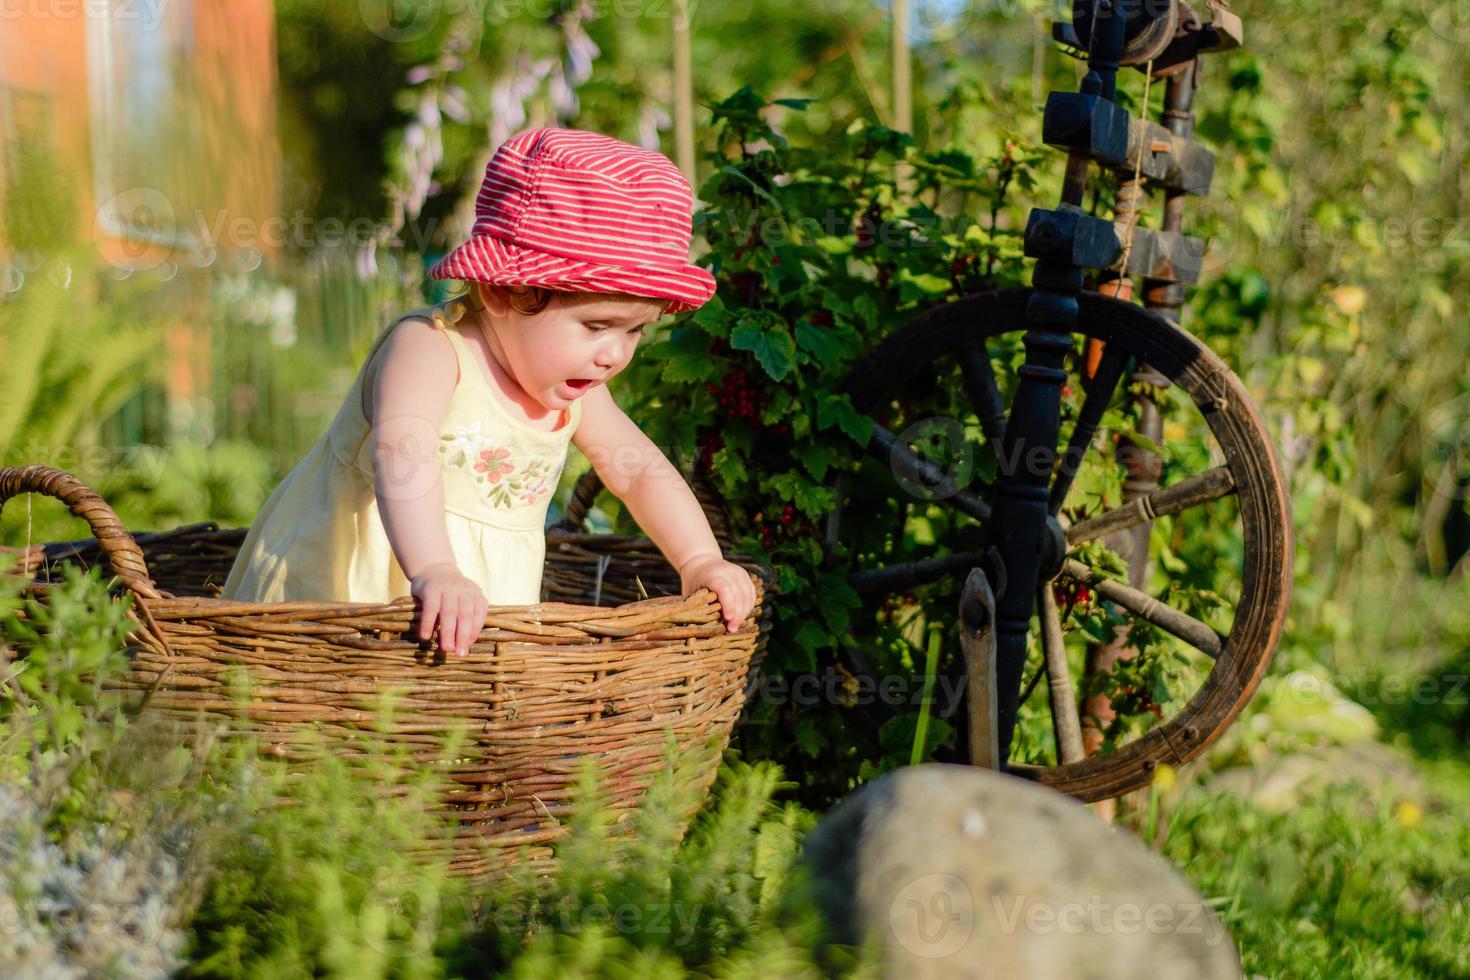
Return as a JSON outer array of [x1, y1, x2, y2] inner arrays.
[[221, 297, 582, 607]]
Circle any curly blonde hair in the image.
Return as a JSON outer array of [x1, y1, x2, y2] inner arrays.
[[464, 282, 669, 317]]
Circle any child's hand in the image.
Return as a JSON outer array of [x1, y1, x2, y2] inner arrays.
[[678, 555, 757, 633], [410, 562, 488, 657]]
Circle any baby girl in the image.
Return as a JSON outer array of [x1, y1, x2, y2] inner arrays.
[[222, 127, 756, 654]]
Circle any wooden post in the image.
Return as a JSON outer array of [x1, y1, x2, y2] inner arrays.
[[672, 0, 695, 187], [891, 0, 913, 194], [892, 0, 911, 133], [960, 568, 1000, 770]]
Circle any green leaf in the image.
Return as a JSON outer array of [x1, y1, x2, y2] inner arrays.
[[731, 320, 797, 382], [798, 441, 842, 482], [814, 571, 861, 634], [719, 166, 781, 207], [688, 293, 730, 338], [896, 267, 952, 305], [816, 394, 873, 446], [711, 85, 764, 116], [1395, 149, 1428, 186], [659, 326, 721, 385], [768, 471, 802, 500], [879, 712, 954, 761], [793, 619, 828, 656], [793, 714, 824, 758], [794, 482, 835, 515], [711, 447, 748, 487], [794, 320, 843, 365], [759, 386, 796, 424], [773, 97, 818, 111]]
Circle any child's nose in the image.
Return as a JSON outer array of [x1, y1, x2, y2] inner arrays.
[[597, 338, 635, 370]]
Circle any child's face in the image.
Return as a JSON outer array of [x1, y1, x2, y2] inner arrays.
[[479, 286, 667, 411]]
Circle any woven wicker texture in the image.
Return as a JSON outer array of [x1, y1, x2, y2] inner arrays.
[[1, 465, 773, 879]]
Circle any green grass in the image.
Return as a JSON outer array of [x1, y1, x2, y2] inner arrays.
[[1152, 643, 1470, 980], [1160, 764, 1469, 979]]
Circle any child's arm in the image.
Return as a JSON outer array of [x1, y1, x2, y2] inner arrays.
[[368, 318, 489, 656], [572, 385, 756, 632]]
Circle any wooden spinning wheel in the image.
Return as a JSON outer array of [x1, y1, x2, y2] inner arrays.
[[826, 288, 1292, 802]]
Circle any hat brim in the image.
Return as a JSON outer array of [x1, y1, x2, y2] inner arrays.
[[428, 234, 716, 315]]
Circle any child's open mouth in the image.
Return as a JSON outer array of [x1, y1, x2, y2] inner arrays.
[[564, 379, 593, 392]]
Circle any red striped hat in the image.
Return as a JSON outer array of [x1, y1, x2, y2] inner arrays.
[[429, 127, 716, 314]]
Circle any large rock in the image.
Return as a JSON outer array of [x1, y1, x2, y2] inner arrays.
[[1204, 740, 1421, 810], [798, 764, 1240, 979]]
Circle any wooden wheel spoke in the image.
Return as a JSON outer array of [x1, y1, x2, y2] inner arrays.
[[1048, 348, 1131, 516], [868, 422, 993, 523], [1061, 559, 1224, 658], [1040, 586, 1085, 764], [1040, 587, 1087, 764], [848, 550, 987, 596], [955, 339, 1009, 448], [1065, 466, 1236, 545]]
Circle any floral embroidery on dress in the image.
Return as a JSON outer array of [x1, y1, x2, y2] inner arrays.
[[438, 427, 563, 509], [440, 422, 486, 468], [474, 447, 514, 483]]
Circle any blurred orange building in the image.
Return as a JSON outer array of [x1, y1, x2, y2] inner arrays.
[[0, 0, 279, 438]]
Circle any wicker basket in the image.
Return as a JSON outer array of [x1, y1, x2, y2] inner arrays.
[[0, 464, 773, 879]]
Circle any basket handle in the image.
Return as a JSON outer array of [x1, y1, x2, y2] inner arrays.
[[554, 468, 738, 553], [555, 469, 604, 532], [0, 465, 162, 601]]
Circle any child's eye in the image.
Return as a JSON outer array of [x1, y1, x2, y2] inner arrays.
[[586, 322, 646, 337]]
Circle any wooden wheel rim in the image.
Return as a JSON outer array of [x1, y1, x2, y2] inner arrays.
[[843, 287, 1293, 802]]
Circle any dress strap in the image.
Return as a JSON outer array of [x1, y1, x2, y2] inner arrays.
[[432, 300, 577, 437], [435, 309, 488, 394]]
